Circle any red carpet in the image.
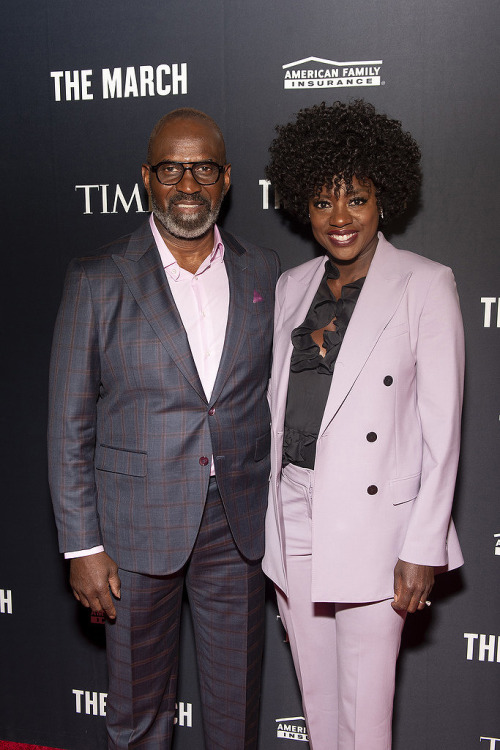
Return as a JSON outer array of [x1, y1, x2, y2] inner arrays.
[[0, 743, 66, 750]]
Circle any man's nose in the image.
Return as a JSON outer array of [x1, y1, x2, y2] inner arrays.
[[176, 166, 201, 193]]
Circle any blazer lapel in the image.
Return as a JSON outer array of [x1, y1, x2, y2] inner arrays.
[[208, 231, 252, 406], [112, 221, 206, 402], [273, 256, 327, 432], [319, 234, 412, 434]]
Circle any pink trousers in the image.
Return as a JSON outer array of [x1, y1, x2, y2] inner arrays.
[[276, 463, 406, 750]]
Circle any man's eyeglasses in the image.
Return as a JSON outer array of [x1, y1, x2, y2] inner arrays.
[[148, 161, 227, 186]]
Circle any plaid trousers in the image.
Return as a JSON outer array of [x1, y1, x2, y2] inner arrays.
[[105, 478, 265, 749]]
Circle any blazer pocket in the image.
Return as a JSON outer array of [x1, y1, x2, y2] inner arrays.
[[254, 431, 271, 462], [382, 322, 409, 340], [390, 472, 421, 506], [95, 444, 147, 477]]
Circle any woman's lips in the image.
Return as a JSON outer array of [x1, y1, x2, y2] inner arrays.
[[327, 231, 358, 246]]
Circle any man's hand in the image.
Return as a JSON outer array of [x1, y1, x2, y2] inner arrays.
[[69, 552, 121, 619], [392, 559, 434, 613]]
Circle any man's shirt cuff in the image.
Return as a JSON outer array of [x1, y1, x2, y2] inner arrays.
[[64, 545, 105, 559]]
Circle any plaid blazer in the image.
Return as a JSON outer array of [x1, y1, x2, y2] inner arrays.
[[48, 221, 280, 574]]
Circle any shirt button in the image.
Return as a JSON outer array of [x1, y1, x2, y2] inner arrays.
[[208, 407, 216, 416], [383, 376, 393, 386], [367, 485, 378, 495], [366, 432, 377, 442], [199, 456, 209, 466]]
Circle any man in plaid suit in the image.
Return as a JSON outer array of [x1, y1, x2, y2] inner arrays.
[[48, 108, 280, 749]]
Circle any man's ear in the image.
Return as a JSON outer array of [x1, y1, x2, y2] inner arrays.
[[141, 164, 151, 193], [223, 164, 231, 196]]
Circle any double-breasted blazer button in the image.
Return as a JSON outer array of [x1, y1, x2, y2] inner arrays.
[[199, 456, 209, 466], [367, 485, 378, 495], [366, 432, 377, 442], [208, 407, 216, 416], [383, 375, 393, 386]]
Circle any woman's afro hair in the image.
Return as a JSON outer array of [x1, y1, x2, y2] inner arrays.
[[266, 99, 421, 224]]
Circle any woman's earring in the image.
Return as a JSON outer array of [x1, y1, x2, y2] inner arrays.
[[379, 208, 384, 220]]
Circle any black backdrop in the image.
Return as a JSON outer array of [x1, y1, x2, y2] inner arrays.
[[1, 2, 500, 748]]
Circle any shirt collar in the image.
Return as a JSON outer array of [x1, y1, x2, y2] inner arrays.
[[149, 213, 224, 280]]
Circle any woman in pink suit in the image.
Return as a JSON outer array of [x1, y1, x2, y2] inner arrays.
[[263, 100, 464, 750]]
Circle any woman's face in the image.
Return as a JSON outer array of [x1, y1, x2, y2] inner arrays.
[[308, 176, 380, 268]]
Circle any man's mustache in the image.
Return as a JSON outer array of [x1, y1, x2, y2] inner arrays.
[[169, 192, 210, 207]]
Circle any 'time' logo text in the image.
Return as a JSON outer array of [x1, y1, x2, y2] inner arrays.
[[75, 184, 148, 215]]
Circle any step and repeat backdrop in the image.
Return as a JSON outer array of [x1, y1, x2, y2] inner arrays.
[[1, 1, 499, 748]]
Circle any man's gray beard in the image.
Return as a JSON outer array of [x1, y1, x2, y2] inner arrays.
[[151, 192, 224, 240]]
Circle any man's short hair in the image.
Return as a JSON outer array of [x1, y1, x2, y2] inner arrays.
[[146, 108, 226, 163]]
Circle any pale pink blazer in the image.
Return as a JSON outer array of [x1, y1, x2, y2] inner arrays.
[[263, 233, 465, 603]]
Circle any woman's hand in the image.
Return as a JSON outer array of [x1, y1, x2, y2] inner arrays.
[[392, 559, 434, 613]]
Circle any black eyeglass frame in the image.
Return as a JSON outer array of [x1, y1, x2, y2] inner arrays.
[[148, 160, 227, 186]]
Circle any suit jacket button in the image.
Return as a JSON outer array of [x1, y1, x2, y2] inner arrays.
[[367, 485, 378, 495], [199, 456, 209, 466], [366, 432, 377, 442], [383, 375, 393, 386], [208, 407, 216, 416]]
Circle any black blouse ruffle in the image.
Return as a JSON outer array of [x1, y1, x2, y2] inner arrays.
[[283, 259, 365, 469], [290, 259, 364, 375]]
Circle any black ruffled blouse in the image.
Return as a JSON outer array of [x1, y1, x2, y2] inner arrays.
[[283, 259, 365, 470]]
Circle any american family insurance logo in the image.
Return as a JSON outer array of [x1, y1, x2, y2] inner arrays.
[[495, 534, 500, 556], [276, 717, 309, 742], [283, 57, 383, 89]]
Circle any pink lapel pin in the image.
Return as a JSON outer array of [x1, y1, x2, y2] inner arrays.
[[253, 290, 264, 303]]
